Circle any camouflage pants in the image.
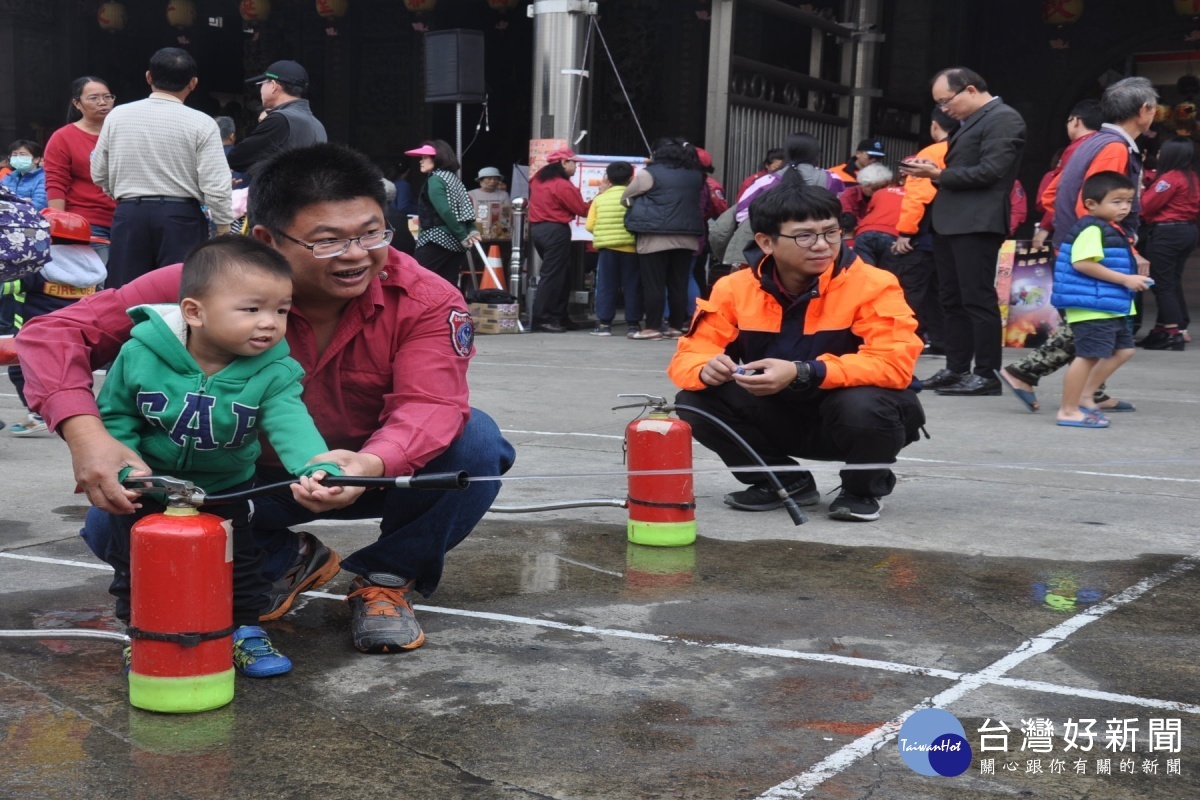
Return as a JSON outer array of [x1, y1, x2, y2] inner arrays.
[[1004, 322, 1110, 397], [1004, 324, 1074, 387]]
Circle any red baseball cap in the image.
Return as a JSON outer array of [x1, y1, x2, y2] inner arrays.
[[545, 147, 577, 164]]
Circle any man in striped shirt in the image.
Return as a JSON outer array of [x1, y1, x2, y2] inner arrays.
[[91, 48, 232, 289]]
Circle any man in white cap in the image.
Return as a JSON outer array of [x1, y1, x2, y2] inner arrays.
[[228, 60, 327, 177], [468, 166, 510, 208]]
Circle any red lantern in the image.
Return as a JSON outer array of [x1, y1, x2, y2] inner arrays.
[[1175, 101, 1197, 122], [166, 0, 196, 28], [1042, 0, 1083, 25], [316, 0, 348, 18], [404, 0, 438, 11], [97, 1, 127, 32], [1177, 0, 1200, 16], [487, 0, 520, 10], [240, 0, 271, 22]]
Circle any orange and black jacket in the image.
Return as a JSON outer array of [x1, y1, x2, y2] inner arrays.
[[668, 247, 923, 397]]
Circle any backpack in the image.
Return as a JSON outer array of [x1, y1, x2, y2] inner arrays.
[[0, 186, 51, 282]]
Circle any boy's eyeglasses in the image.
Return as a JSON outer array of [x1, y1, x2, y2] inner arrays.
[[777, 229, 842, 248], [273, 228, 394, 259]]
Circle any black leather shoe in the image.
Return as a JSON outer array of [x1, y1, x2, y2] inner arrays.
[[935, 374, 1002, 396], [535, 323, 567, 333], [920, 368, 966, 389]]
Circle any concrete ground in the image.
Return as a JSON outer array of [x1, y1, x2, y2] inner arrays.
[[2, 326, 1199, 800]]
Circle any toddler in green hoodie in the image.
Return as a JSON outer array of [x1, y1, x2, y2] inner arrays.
[[97, 235, 342, 678]]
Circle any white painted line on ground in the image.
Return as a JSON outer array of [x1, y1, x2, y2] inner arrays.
[[475, 360, 665, 374], [988, 676, 1200, 714], [0, 552, 109, 570], [501, 428, 624, 440], [757, 552, 1200, 798]]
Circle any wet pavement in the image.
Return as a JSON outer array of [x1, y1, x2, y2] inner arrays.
[[3, 328, 1199, 799]]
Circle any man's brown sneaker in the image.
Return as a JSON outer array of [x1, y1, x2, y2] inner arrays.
[[345, 573, 426, 653], [259, 531, 342, 621]]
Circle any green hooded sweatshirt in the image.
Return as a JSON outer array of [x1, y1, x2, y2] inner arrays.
[[98, 304, 341, 492]]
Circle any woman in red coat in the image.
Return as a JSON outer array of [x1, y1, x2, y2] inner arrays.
[[1139, 136, 1200, 350], [527, 147, 590, 332]]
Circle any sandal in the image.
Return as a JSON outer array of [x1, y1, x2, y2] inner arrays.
[[1057, 416, 1110, 428], [995, 369, 1038, 412]]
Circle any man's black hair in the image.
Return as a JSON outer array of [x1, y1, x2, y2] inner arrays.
[[1069, 99, 1103, 132], [149, 47, 198, 93], [606, 160, 633, 186], [277, 80, 306, 99], [249, 142, 387, 233], [8, 139, 43, 159], [930, 106, 959, 136], [180, 234, 292, 302], [1081, 170, 1135, 205], [749, 183, 842, 236], [762, 148, 785, 168], [934, 66, 989, 94]]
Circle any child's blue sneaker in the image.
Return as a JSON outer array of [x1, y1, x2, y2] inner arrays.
[[232, 625, 292, 678]]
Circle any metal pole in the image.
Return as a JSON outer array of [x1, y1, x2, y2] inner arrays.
[[509, 198, 530, 330], [456, 102, 463, 179]]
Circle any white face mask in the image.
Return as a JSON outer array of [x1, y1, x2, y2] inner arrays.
[[10, 155, 34, 173]]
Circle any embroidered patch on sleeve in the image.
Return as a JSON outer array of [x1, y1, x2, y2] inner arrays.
[[1154, 180, 1171, 193], [448, 309, 474, 357]]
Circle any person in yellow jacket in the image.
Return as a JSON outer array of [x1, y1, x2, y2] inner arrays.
[[668, 183, 925, 522], [584, 161, 642, 337]]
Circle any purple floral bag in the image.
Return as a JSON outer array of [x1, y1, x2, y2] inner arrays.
[[0, 185, 51, 282]]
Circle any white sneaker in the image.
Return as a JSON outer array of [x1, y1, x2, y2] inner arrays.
[[9, 413, 48, 437]]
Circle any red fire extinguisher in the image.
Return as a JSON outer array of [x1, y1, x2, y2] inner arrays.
[[625, 403, 696, 547], [128, 505, 235, 713]]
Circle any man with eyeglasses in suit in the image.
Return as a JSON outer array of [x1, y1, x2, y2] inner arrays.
[[902, 66, 1026, 397], [668, 183, 925, 523], [18, 142, 516, 657]]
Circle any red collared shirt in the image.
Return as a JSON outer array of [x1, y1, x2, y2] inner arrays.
[[18, 247, 473, 476], [526, 175, 590, 224], [1141, 169, 1200, 224]]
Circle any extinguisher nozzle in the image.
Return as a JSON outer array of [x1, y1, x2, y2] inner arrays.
[[781, 496, 809, 526]]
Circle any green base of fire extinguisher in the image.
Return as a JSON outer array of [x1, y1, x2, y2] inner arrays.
[[627, 519, 697, 547], [129, 668, 235, 714]]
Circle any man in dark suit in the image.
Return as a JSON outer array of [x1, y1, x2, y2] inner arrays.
[[901, 67, 1026, 396]]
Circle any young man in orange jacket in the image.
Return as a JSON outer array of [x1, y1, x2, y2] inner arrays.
[[668, 183, 925, 522]]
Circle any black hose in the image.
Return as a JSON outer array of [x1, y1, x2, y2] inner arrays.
[[201, 471, 470, 504], [669, 401, 807, 526]]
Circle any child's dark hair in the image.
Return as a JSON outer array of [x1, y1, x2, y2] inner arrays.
[[180, 235, 292, 302], [1081, 171, 1135, 205], [606, 160, 633, 186], [9, 139, 43, 158], [749, 184, 842, 236]]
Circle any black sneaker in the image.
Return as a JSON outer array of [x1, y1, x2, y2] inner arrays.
[[723, 474, 820, 511], [346, 573, 425, 653], [828, 491, 881, 522], [259, 531, 342, 621]]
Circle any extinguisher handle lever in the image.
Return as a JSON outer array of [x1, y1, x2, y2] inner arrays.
[[613, 393, 670, 412]]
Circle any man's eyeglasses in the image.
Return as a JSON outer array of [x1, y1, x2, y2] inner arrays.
[[777, 229, 842, 248], [935, 86, 967, 109], [274, 228, 394, 259], [82, 94, 116, 103]]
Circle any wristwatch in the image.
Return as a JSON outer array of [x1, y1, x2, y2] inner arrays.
[[790, 361, 812, 391]]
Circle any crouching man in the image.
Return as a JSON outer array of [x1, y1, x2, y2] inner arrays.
[[668, 184, 925, 522]]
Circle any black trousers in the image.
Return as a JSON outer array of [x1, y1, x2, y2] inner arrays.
[[414, 242, 468, 289], [1145, 222, 1197, 328], [854, 231, 938, 342], [639, 247, 693, 330], [675, 382, 925, 498], [933, 231, 1005, 376], [106, 198, 208, 289], [104, 484, 268, 627], [530, 222, 573, 327]]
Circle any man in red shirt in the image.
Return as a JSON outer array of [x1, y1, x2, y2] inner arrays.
[[17, 143, 516, 656]]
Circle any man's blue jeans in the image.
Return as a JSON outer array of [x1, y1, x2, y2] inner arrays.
[[81, 409, 516, 599]]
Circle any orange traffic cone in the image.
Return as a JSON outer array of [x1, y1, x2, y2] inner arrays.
[[481, 245, 505, 291]]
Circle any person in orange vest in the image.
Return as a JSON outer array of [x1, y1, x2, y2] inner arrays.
[[829, 138, 886, 186], [892, 106, 960, 352]]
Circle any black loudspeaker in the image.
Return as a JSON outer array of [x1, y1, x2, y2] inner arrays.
[[424, 29, 486, 104]]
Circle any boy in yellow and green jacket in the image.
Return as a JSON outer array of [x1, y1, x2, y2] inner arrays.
[[584, 161, 642, 337]]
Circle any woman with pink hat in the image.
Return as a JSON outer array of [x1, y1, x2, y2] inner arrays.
[[406, 140, 480, 288], [527, 147, 590, 332]]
